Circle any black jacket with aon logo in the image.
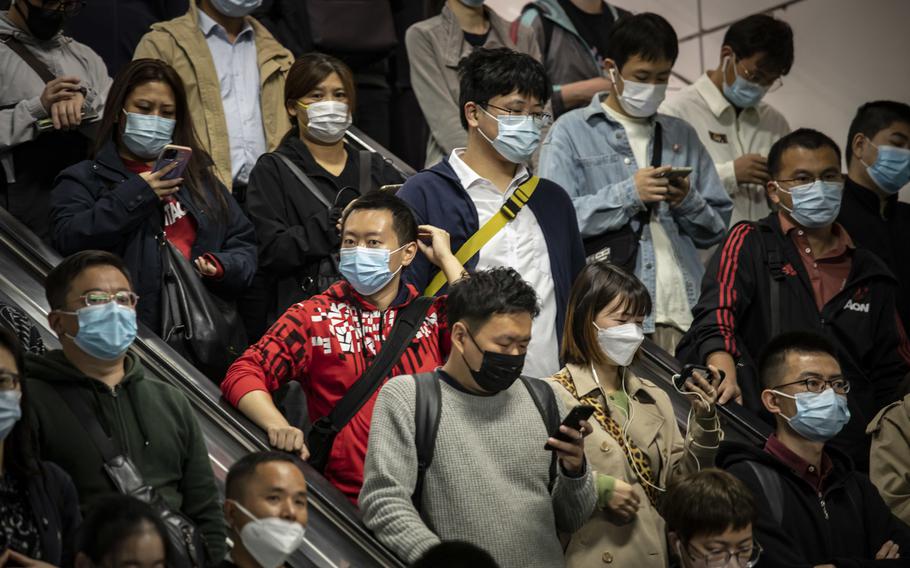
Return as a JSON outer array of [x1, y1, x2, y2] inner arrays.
[[678, 213, 910, 470]]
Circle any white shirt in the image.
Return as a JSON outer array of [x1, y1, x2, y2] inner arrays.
[[198, 9, 267, 185], [661, 72, 790, 225], [602, 103, 693, 331], [448, 149, 560, 378]]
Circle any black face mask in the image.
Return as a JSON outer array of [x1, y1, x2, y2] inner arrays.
[[462, 328, 525, 393], [16, 1, 66, 41]]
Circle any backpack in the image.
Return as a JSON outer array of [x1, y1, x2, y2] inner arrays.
[[410, 373, 560, 512]]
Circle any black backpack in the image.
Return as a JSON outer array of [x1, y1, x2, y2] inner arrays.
[[410, 373, 561, 512]]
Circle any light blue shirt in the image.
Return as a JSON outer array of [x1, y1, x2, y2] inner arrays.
[[198, 9, 266, 185], [539, 93, 733, 333]]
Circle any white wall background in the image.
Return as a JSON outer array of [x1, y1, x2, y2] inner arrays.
[[487, 0, 910, 198]]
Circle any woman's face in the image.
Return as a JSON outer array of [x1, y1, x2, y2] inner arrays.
[[288, 71, 349, 128], [0, 345, 21, 396], [121, 80, 176, 125], [593, 295, 645, 331], [105, 523, 167, 568]]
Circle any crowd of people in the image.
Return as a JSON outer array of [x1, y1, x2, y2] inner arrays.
[[2, 0, 910, 567]]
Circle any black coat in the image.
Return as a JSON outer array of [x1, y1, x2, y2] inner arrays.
[[50, 140, 257, 332], [24, 461, 82, 567], [719, 441, 910, 568]]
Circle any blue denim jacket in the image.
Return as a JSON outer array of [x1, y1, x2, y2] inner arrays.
[[539, 93, 733, 332]]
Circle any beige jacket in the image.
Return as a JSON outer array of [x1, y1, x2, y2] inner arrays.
[[868, 394, 910, 525], [405, 5, 540, 167], [547, 364, 721, 568], [134, 7, 292, 190]]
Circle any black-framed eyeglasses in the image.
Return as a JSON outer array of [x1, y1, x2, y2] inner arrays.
[[0, 370, 21, 391], [483, 103, 552, 128], [735, 58, 784, 92], [40, 0, 86, 16], [776, 377, 851, 394], [776, 173, 845, 187], [77, 291, 140, 308], [685, 541, 762, 568]]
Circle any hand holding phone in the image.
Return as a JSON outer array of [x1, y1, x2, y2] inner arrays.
[[672, 364, 721, 417], [153, 145, 192, 181], [545, 404, 595, 451]]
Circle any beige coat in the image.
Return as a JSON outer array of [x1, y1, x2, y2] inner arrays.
[[405, 4, 540, 167], [134, 7, 292, 190], [868, 394, 910, 525], [548, 364, 721, 568]]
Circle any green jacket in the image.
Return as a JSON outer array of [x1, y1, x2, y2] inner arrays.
[[25, 350, 226, 560]]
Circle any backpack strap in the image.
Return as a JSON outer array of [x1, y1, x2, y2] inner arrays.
[[755, 222, 785, 339], [411, 372, 442, 513], [745, 460, 784, 526], [0, 34, 56, 84], [520, 376, 559, 493], [271, 152, 334, 209]]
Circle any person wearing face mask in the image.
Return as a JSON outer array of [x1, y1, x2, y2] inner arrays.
[[361, 267, 595, 567], [0, 0, 112, 240], [0, 327, 81, 568], [679, 128, 910, 472], [134, 0, 292, 194], [837, 101, 910, 336], [546, 262, 721, 568], [50, 59, 257, 335], [240, 53, 405, 340], [661, 14, 793, 226], [398, 48, 585, 380], [24, 250, 227, 561], [223, 192, 466, 502], [220, 451, 308, 568], [718, 331, 910, 567], [75, 495, 170, 568], [540, 13, 732, 356]]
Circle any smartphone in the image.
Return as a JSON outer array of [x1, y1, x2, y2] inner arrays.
[[673, 364, 725, 391], [153, 145, 192, 180], [658, 166, 693, 180], [545, 404, 596, 451]]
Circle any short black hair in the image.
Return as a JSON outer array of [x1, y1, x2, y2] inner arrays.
[[226, 450, 305, 501], [767, 128, 841, 179], [664, 469, 756, 542], [77, 495, 170, 565], [45, 250, 133, 311], [342, 191, 418, 246], [845, 100, 910, 165], [447, 268, 540, 331], [457, 47, 550, 130], [758, 331, 839, 389], [605, 12, 678, 71], [722, 14, 794, 76], [411, 541, 500, 568]]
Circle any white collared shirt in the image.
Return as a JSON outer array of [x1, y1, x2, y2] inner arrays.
[[661, 72, 790, 225], [198, 9, 267, 185], [448, 149, 560, 378]]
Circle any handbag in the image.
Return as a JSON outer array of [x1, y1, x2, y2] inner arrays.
[[158, 232, 247, 382], [583, 121, 663, 272], [305, 0, 397, 54]]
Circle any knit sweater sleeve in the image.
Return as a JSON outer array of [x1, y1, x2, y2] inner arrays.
[[360, 376, 441, 563], [550, 395, 597, 534]]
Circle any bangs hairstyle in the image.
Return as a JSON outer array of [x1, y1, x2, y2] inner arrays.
[[457, 47, 550, 130], [663, 469, 756, 542], [561, 262, 651, 367], [846, 100, 910, 165], [93, 59, 228, 219], [605, 12, 679, 71], [767, 128, 841, 179], [722, 14, 794, 76], [285, 53, 357, 118]]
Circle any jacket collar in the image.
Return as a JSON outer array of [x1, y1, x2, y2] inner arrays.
[[694, 72, 735, 118], [325, 280, 418, 312], [845, 175, 896, 219], [440, 4, 513, 67], [581, 92, 659, 129], [564, 362, 655, 403], [92, 139, 134, 181]]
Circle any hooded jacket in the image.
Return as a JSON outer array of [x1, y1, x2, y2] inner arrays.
[[24, 350, 226, 560], [718, 440, 910, 568], [222, 280, 450, 502], [868, 394, 910, 525]]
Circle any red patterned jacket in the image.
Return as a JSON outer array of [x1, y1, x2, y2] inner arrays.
[[222, 280, 450, 501]]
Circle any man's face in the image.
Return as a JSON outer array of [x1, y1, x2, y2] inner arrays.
[[48, 265, 135, 342], [226, 461, 309, 534], [341, 208, 417, 274], [456, 312, 532, 392], [854, 121, 910, 171], [674, 524, 755, 568], [606, 54, 674, 88], [761, 351, 845, 421], [766, 145, 843, 217], [465, 88, 544, 146], [720, 47, 784, 90]]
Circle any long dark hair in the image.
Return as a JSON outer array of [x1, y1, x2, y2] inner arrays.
[[92, 58, 229, 218], [0, 326, 40, 479], [78, 495, 170, 566]]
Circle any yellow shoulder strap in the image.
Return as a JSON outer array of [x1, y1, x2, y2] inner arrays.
[[423, 176, 540, 297]]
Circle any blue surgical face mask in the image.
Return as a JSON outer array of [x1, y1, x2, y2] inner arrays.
[[772, 387, 851, 442], [339, 245, 407, 296], [121, 110, 175, 160], [722, 55, 769, 109], [210, 0, 263, 18], [62, 302, 138, 360], [0, 390, 21, 442], [776, 180, 844, 229], [478, 107, 541, 164], [862, 141, 910, 195]]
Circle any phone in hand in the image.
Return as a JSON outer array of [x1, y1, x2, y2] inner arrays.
[[153, 145, 192, 181], [545, 404, 595, 451], [673, 364, 725, 391], [658, 166, 693, 180]]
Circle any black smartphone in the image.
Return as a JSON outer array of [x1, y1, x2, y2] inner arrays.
[[544, 404, 595, 451], [674, 364, 725, 391]]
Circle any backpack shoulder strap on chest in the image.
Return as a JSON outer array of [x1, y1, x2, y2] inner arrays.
[[412, 372, 443, 513], [520, 376, 560, 493]]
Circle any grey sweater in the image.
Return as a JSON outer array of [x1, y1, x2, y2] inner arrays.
[[360, 373, 596, 567]]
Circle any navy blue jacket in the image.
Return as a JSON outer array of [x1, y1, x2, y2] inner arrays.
[[24, 461, 82, 567], [397, 159, 585, 344], [50, 140, 257, 332]]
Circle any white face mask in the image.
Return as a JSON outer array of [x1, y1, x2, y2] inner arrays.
[[594, 321, 644, 366], [298, 100, 351, 144], [609, 68, 667, 118], [230, 500, 306, 568]]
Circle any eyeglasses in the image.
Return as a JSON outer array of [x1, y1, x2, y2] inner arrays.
[[0, 371, 21, 391], [776, 377, 851, 394], [736, 60, 784, 93], [685, 541, 762, 568], [483, 103, 552, 128], [41, 0, 86, 15], [776, 173, 845, 187], [77, 291, 140, 308]]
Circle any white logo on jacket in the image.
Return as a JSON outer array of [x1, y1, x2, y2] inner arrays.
[[844, 300, 870, 313]]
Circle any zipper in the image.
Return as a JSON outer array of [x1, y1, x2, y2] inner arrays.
[[110, 384, 131, 456], [818, 491, 829, 520]]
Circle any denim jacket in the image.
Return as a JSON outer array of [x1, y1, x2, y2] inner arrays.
[[539, 93, 733, 332]]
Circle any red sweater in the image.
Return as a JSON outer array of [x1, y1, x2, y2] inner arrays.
[[222, 281, 450, 501]]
